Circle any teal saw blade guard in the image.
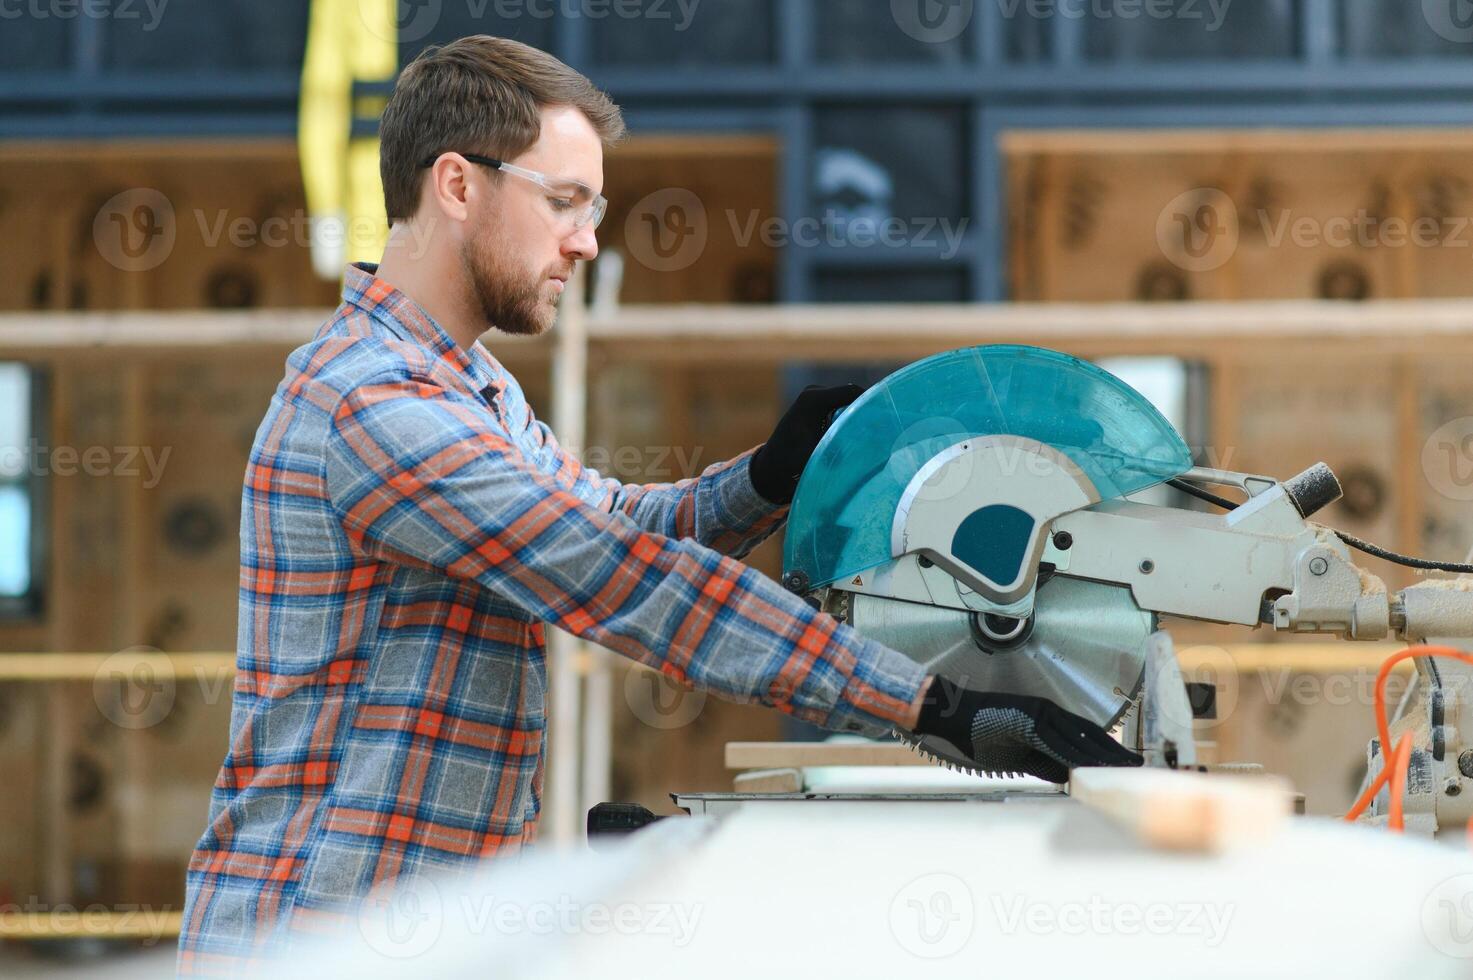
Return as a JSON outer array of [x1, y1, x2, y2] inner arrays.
[[782, 345, 1193, 591]]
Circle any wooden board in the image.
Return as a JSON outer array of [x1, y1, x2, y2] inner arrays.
[[1007, 128, 1473, 304], [725, 741, 932, 770], [1070, 766, 1295, 853]]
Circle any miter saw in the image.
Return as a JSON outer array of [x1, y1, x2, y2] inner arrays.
[[779, 345, 1473, 839]]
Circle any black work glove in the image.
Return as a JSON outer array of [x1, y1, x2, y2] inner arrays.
[[749, 384, 863, 505], [913, 675, 1143, 784]]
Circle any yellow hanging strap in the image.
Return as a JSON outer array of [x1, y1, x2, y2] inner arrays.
[[299, 0, 399, 280]]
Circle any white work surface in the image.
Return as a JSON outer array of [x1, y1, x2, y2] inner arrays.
[[285, 794, 1473, 979]]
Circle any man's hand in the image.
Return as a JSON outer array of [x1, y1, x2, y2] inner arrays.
[[749, 384, 863, 505], [912, 675, 1143, 783]]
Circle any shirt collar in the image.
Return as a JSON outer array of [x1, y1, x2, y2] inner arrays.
[[340, 262, 501, 396]]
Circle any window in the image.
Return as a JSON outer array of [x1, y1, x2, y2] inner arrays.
[[0, 15, 69, 72], [1006, 13, 1053, 63], [1081, 0, 1297, 61], [813, 105, 970, 230], [0, 364, 41, 615], [591, 0, 774, 65], [813, 268, 969, 303], [1341, 2, 1473, 58], [815, 0, 971, 65], [103, 0, 311, 71], [399, 4, 555, 67], [1096, 357, 1207, 507]]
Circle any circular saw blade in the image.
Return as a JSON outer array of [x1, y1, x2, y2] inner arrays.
[[846, 575, 1154, 775]]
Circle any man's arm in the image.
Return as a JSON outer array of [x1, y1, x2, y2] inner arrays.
[[324, 374, 926, 734], [518, 401, 783, 560], [512, 383, 863, 561]]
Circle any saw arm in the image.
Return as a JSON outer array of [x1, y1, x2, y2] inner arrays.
[[782, 344, 1473, 836]]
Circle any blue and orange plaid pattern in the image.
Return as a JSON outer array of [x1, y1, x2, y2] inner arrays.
[[177, 263, 928, 972]]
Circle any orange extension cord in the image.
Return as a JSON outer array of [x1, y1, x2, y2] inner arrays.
[[1342, 646, 1473, 834]]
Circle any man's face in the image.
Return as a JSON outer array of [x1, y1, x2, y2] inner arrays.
[[461, 106, 604, 337]]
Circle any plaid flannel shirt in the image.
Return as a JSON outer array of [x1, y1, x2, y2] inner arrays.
[[178, 263, 927, 973]]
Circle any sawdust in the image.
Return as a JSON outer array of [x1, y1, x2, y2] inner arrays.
[[1310, 525, 1387, 595], [1356, 565, 1387, 596], [1408, 576, 1473, 592]]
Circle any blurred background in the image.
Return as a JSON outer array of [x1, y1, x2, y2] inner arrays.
[[5, 0, 1473, 970]]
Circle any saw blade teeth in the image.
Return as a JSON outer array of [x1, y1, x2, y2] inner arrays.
[[895, 730, 1029, 780]]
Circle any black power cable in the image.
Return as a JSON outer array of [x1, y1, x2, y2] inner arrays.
[[1165, 478, 1473, 575]]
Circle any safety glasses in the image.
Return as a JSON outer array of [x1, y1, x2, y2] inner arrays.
[[419, 152, 607, 231]]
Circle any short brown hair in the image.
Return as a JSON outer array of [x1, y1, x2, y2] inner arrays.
[[379, 36, 626, 223]]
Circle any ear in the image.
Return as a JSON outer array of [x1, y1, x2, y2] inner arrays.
[[424, 153, 475, 224]]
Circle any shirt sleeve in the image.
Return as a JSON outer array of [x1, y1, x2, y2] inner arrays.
[[516, 396, 785, 561], [323, 374, 927, 734]]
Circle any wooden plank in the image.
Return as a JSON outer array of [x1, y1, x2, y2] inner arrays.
[[1001, 128, 1473, 157], [0, 908, 182, 940], [0, 139, 298, 164], [610, 134, 780, 159], [1177, 643, 1413, 673], [0, 652, 235, 681], [0, 309, 552, 351], [725, 741, 933, 770], [1070, 766, 1295, 853], [0, 646, 1415, 682], [10, 300, 1473, 353], [732, 768, 804, 793], [582, 300, 1473, 341]]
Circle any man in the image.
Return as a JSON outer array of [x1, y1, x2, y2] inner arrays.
[[179, 35, 1136, 973]]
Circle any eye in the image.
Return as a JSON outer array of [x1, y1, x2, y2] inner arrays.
[[548, 197, 576, 211]]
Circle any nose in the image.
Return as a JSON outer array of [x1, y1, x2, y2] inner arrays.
[[562, 222, 598, 262]]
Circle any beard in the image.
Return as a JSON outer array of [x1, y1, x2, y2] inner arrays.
[[460, 225, 566, 337]]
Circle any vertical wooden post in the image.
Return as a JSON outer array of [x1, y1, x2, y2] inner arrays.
[[1395, 359, 1424, 589], [39, 683, 71, 903], [576, 276, 614, 827], [546, 266, 588, 844]]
